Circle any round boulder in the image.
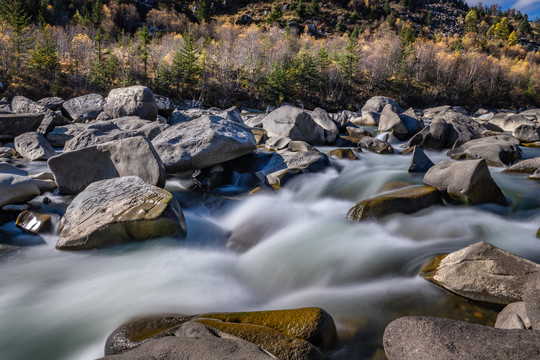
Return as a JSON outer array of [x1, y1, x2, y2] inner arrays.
[[56, 176, 186, 250], [104, 86, 158, 121]]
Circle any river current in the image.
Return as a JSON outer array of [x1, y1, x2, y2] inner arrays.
[[2, 143, 540, 360]]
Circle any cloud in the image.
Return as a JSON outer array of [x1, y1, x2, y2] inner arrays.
[[513, 0, 539, 10]]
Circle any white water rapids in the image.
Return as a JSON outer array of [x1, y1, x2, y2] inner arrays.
[[2, 148, 540, 360]]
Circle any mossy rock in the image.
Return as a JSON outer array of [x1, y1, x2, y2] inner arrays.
[[202, 307, 337, 350], [328, 148, 360, 160], [347, 185, 443, 221], [195, 318, 324, 360], [104, 307, 337, 358]]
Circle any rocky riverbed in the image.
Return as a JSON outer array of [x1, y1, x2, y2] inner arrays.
[[0, 87, 540, 359]]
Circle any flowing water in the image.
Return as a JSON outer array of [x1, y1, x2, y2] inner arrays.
[[2, 146, 540, 360]]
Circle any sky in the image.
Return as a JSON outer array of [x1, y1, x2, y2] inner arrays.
[[465, 0, 540, 20]]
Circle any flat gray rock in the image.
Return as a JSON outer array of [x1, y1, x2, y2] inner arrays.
[[11, 96, 47, 114], [0, 174, 40, 207], [447, 135, 522, 167], [45, 123, 88, 147], [104, 86, 158, 121], [48, 136, 166, 194], [14, 132, 56, 161], [262, 106, 325, 145], [489, 113, 532, 132], [384, 316, 540, 360], [62, 93, 105, 123], [56, 176, 186, 250], [420, 241, 540, 304], [37, 97, 64, 111], [423, 159, 507, 205], [0, 113, 45, 139], [152, 115, 256, 173], [504, 157, 540, 174]]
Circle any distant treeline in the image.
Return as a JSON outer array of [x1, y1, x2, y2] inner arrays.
[[0, 0, 538, 110]]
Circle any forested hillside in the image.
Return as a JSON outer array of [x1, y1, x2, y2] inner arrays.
[[0, 0, 539, 110]]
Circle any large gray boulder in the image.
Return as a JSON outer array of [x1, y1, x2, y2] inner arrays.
[[262, 106, 325, 145], [361, 96, 403, 114], [420, 241, 540, 304], [447, 135, 522, 167], [378, 104, 409, 140], [168, 110, 192, 125], [524, 272, 540, 330], [11, 96, 48, 114], [0, 174, 40, 207], [48, 136, 166, 194], [214, 106, 244, 124], [347, 185, 443, 221], [513, 124, 540, 142], [408, 111, 487, 150], [0, 113, 45, 139], [14, 132, 56, 160], [311, 108, 338, 144], [489, 113, 532, 132], [384, 316, 540, 360], [152, 115, 256, 173], [56, 176, 186, 250], [103, 86, 158, 121], [423, 159, 507, 205], [62, 93, 106, 123], [64, 118, 165, 151], [254, 149, 330, 188]]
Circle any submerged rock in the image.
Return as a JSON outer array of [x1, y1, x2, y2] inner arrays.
[[328, 148, 360, 160], [48, 136, 166, 194], [347, 185, 443, 221], [16, 210, 54, 234], [420, 241, 540, 304], [423, 159, 507, 205], [384, 316, 540, 360], [56, 176, 186, 250]]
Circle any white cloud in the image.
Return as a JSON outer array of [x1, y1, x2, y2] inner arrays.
[[513, 0, 539, 10]]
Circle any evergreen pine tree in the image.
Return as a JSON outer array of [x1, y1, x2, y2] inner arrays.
[[29, 27, 60, 79], [137, 25, 151, 82], [173, 34, 201, 97], [0, 0, 31, 68], [197, 0, 212, 22], [90, 0, 104, 29], [308, 0, 319, 14]]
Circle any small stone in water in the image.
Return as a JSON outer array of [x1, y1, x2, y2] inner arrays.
[[42, 197, 51, 205]]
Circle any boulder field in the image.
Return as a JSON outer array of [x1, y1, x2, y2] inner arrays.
[[0, 88, 539, 359]]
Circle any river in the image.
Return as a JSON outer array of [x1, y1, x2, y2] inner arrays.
[[2, 144, 540, 360]]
